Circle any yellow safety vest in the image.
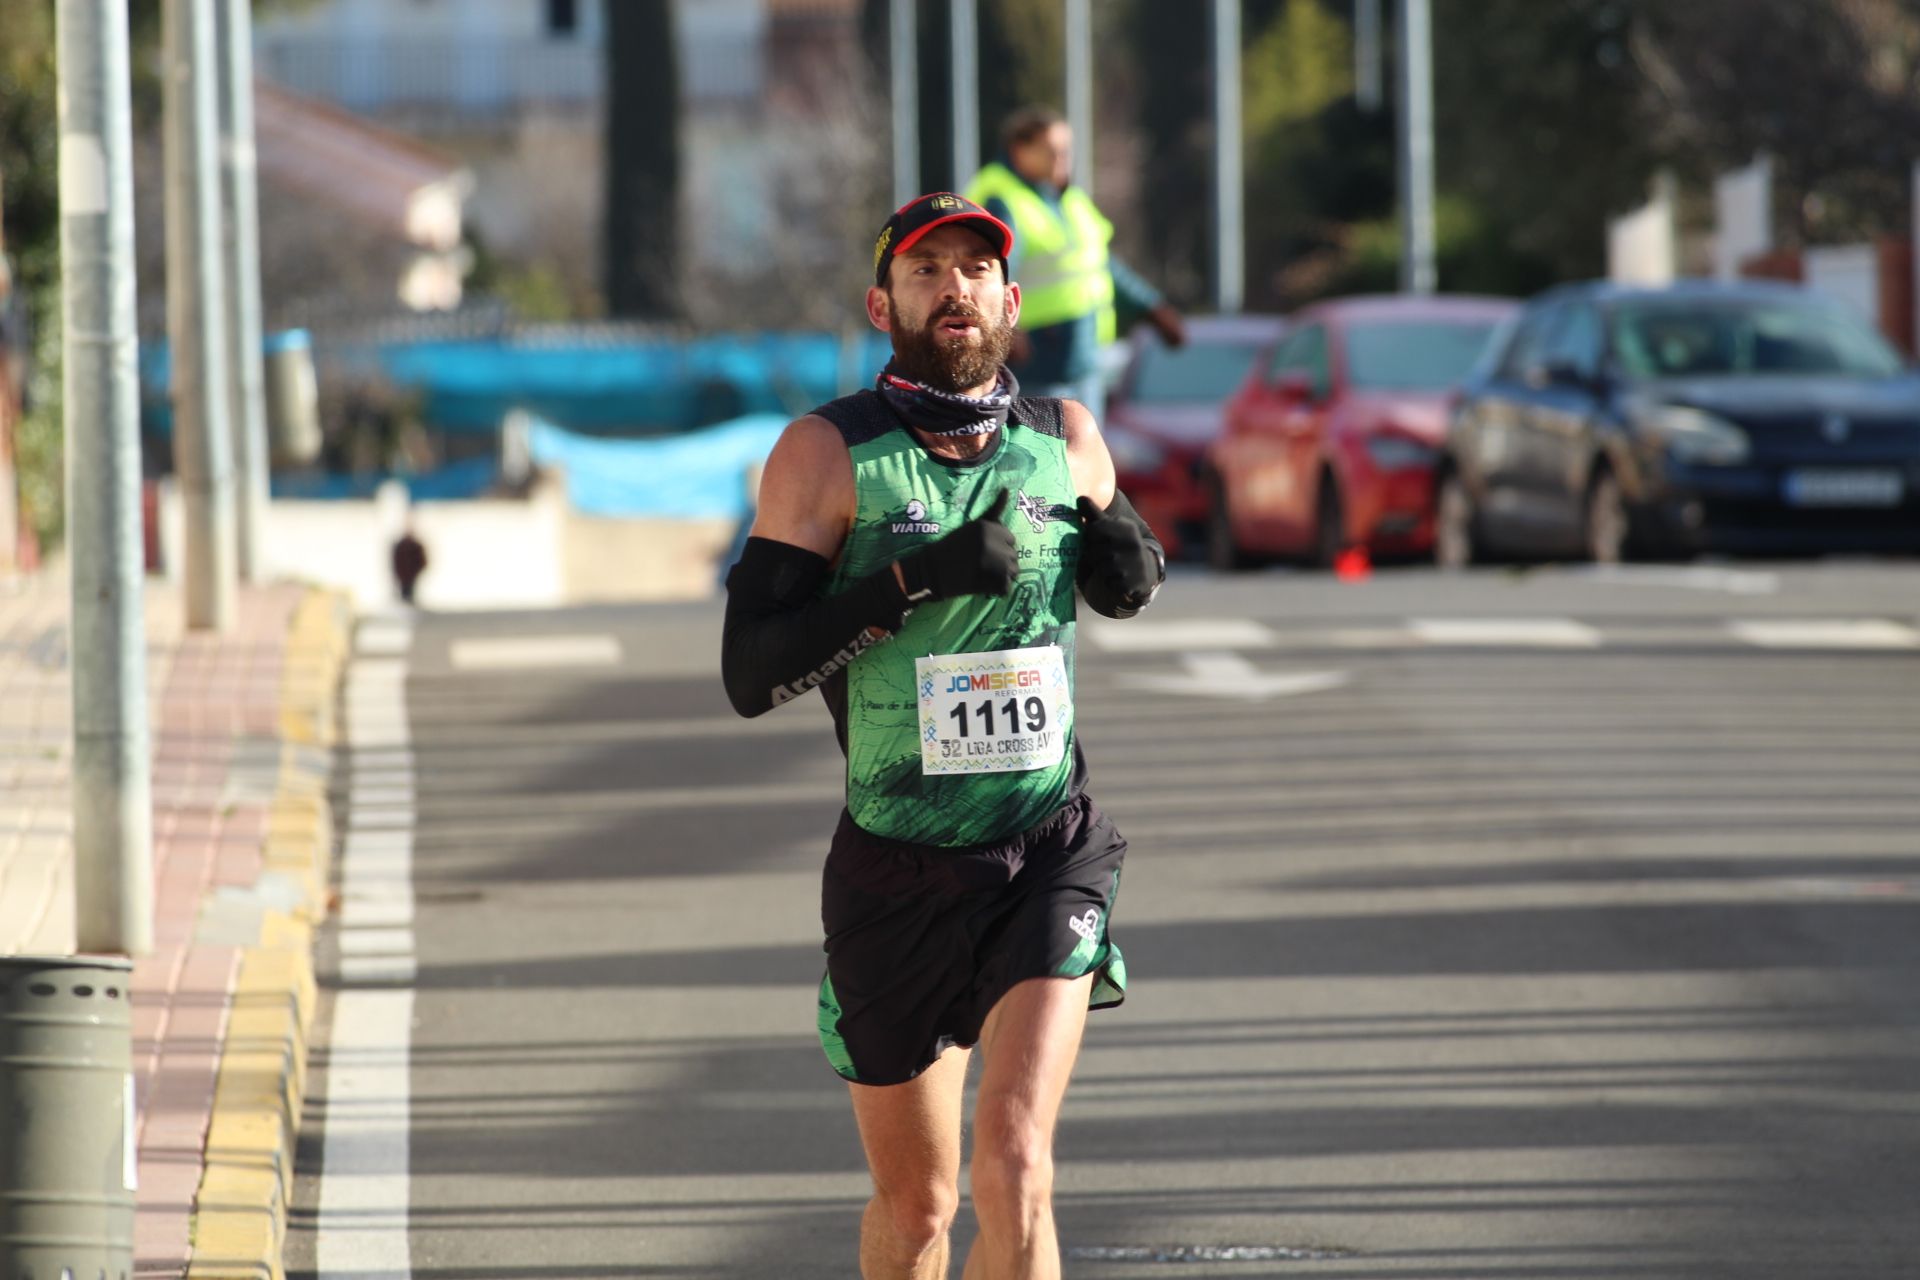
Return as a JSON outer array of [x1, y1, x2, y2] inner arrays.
[[965, 162, 1117, 345]]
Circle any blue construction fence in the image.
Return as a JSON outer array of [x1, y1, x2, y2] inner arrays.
[[142, 327, 889, 514], [142, 328, 895, 438]]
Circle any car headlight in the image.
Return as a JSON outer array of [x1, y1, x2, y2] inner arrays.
[[1105, 429, 1166, 475], [1364, 435, 1439, 471], [1644, 405, 1750, 465]]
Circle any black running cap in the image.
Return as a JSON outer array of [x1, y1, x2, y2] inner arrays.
[[873, 192, 1014, 287]]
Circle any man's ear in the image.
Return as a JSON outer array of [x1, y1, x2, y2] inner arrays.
[[865, 285, 893, 333], [1003, 280, 1021, 329]]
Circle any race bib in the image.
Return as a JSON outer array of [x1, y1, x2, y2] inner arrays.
[[916, 644, 1071, 776]]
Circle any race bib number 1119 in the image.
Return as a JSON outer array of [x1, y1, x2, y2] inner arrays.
[[916, 644, 1071, 776]]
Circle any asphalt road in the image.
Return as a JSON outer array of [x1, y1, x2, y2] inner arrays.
[[287, 559, 1920, 1279]]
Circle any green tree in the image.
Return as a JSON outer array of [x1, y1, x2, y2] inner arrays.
[[0, 0, 62, 305]]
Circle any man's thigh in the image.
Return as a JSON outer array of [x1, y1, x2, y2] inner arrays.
[[974, 973, 1096, 1133], [848, 1044, 973, 1194]]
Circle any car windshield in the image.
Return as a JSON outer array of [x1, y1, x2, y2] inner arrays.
[[1345, 320, 1502, 391], [1128, 340, 1268, 404], [1609, 296, 1905, 378]]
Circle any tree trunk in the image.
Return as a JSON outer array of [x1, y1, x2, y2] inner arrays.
[[603, 0, 681, 318]]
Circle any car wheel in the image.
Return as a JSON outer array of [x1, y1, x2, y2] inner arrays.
[[1434, 469, 1480, 570], [1312, 473, 1346, 570], [1584, 469, 1629, 565], [1205, 472, 1253, 572]]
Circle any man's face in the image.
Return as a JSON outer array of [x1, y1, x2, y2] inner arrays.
[[1011, 122, 1073, 188], [868, 224, 1020, 395]]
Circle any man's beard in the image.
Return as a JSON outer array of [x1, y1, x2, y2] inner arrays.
[[888, 301, 1013, 394]]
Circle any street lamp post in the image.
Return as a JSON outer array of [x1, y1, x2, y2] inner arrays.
[[164, 0, 238, 629], [951, 0, 979, 187], [216, 0, 271, 584], [1213, 0, 1244, 314], [59, 0, 153, 957], [1397, 0, 1437, 294], [890, 0, 918, 207]]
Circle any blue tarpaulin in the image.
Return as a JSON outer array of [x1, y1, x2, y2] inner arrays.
[[527, 413, 787, 519], [381, 332, 891, 434], [145, 329, 893, 437]]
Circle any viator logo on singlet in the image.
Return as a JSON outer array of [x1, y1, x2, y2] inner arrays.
[[890, 498, 941, 535]]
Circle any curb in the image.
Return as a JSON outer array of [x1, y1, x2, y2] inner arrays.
[[186, 589, 350, 1280]]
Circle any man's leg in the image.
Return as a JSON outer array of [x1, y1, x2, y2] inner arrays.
[[848, 1044, 973, 1280], [962, 973, 1095, 1280]]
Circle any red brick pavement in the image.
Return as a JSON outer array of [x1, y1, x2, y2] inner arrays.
[[129, 585, 306, 1279], [0, 575, 328, 1279]]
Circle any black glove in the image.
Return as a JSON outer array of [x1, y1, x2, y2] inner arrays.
[[897, 489, 1019, 603], [1076, 492, 1165, 618]]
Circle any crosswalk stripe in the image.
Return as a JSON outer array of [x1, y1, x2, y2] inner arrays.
[[1081, 618, 1278, 652], [1729, 620, 1920, 650], [1410, 618, 1603, 648], [1086, 616, 1920, 653]]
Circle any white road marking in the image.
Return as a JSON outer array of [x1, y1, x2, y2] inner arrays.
[[1729, 619, 1920, 650], [449, 634, 622, 670], [1082, 618, 1278, 652], [1411, 618, 1603, 648], [319, 617, 416, 1280], [1570, 565, 1779, 595], [355, 618, 415, 656], [1119, 652, 1352, 702]]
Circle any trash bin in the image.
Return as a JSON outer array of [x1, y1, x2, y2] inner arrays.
[[264, 328, 321, 467], [0, 956, 136, 1279]]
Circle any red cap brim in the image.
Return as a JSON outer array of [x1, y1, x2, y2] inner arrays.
[[893, 211, 1015, 261]]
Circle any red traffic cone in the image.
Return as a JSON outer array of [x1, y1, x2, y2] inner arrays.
[[1333, 545, 1372, 582]]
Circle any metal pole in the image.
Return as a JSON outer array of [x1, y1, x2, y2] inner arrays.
[[1355, 0, 1382, 112], [1064, 0, 1092, 190], [58, 0, 153, 957], [217, 0, 270, 583], [890, 0, 918, 207], [1213, 0, 1244, 313], [166, 0, 237, 630], [950, 0, 979, 187], [1397, 0, 1436, 294]]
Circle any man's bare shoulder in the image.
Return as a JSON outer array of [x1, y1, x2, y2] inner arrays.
[[1058, 399, 1117, 506], [752, 414, 855, 556], [1058, 398, 1102, 445]]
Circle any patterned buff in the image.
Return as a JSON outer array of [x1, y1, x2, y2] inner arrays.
[[876, 363, 1021, 437]]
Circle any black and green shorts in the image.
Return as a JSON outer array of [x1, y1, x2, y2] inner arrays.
[[816, 791, 1128, 1086]]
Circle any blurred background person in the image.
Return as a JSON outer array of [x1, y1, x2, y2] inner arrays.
[[967, 105, 1185, 419], [391, 523, 428, 605]]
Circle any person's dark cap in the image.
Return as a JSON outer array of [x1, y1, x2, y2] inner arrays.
[[873, 192, 1015, 287]]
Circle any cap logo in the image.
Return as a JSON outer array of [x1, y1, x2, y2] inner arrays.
[[873, 226, 893, 273], [931, 194, 961, 210]]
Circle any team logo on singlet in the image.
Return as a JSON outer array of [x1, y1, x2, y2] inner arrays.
[[889, 498, 941, 535], [1015, 489, 1070, 533]]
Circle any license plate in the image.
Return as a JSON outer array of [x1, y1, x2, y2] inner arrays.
[[1783, 469, 1904, 508]]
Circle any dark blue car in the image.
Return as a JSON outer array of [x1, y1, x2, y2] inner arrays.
[[1436, 280, 1920, 564]]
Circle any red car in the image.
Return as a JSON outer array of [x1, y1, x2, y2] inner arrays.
[[1202, 294, 1516, 568], [1102, 314, 1286, 558]]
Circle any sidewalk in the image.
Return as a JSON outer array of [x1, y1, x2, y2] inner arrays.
[[0, 567, 350, 1280]]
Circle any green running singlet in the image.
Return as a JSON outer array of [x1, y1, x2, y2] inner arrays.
[[816, 391, 1082, 847]]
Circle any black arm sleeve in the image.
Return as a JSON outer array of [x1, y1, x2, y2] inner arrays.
[[721, 536, 914, 718]]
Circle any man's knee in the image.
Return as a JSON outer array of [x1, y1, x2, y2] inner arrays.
[[970, 1106, 1055, 1210], [871, 1179, 961, 1249]]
